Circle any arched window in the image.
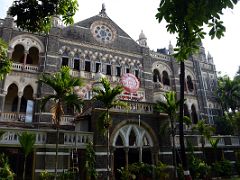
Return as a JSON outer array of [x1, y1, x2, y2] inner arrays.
[[153, 69, 161, 82], [12, 44, 25, 63], [162, 71, 170, 85], [21, 85, 33, 113], [5, 84, 18, 112], [27, 47, 39, 65], [191, 105, 198, 124], [184, 104, 190, 118], [129, 129, 137, 146], [116, 135, 124, 146], [187, 76, 194, 92]]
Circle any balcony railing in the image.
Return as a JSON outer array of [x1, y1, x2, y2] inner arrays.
[[0, 128, 93, 146], [12, 63, 38, 73], [175, 135, 240, 147], [1, 112, 75, 126], [111, 101, 154, 114]]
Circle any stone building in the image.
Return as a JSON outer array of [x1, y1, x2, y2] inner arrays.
[[0, 4, 237, 180]]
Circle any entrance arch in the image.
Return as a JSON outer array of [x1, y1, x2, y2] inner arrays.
[[112, 124, 155, 179]]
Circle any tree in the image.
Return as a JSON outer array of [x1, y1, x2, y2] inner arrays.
[[216, 75, 240, 113], [18, 132, 36, 180], [0, 38, 12, 80], [85, 142, 98, 180], [92, 78, 127, 178], [39, 66, 83, 179], [9, 0, 79, 33], [156, 1, 238, 179], [154, 91, 180, 179], [192, 120, 215, 159]]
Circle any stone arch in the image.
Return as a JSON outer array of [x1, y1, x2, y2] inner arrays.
[[12, 44, 25, 63], [185, 68, 196, 80], [111, 120, 158, 147], [187, 75, 194, 92], [153, 69, 161, 82], [9, 34, 44, 53], [162, 70, 170, 85], [4, 83, 19, 112], [152, 61, 173, 76]]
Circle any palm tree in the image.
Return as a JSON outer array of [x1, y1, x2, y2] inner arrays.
[[92, 77, 127, 178], [39, 66, 83, 179], [18, 132, 36, 180], [192, 120, 215, 159], [155, 91, 180, 179]]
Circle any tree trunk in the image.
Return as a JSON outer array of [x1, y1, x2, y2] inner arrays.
[[55, 125, 60, 180], [106, 109, 110, 180], [179, 61, 192, 180], [170, 118, 177, 179], [23, 155, 27, 180]]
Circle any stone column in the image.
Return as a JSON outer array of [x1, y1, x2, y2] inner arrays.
[[124, 148, 129, 168], [0, 91, 7, 121], [139, 147, 143, 162], [23, 50, 28, 70], [17, 92, 23, 119]]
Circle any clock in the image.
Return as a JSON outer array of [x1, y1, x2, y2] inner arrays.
[[121, 73, 140, 93]]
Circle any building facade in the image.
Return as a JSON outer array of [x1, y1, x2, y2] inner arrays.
[[0, 5, 236, 179]]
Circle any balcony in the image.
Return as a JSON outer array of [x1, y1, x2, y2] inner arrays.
[[0, 128, 93, 147], [12, 63, 38, 73], [1, 112, 75, 126]]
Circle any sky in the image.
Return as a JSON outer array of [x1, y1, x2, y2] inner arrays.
[[0, 0, 240, 78]]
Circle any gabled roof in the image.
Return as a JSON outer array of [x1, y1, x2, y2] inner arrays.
[[61, 5, 141, 53]]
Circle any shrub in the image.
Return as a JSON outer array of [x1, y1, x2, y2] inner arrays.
[[212, 159, 232, 177], [0, 153, 15, 180]]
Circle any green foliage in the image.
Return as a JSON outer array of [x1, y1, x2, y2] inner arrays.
[[39, 66, 83, 126], [176, 165, 184, 180], [215, 113, 235, 135], [118, 162, 168, 180], [0, 153, 15, 180], [156, 0, 238, 61], [39, 170, 54, 180], [154, 162, 169, 180], [0, 38, 12, 80], [188, 153, 211, 179], [18, 132, 36, 157], [192, 120, 215, 139], [85, 142, 98, 180], [117, 166, 136, 180], [212, 159, 232, 177], [92, 78, 126, 136], [235, 150, 240, 175], [9, 0, 79, 33], [216, 74, 240, 113]]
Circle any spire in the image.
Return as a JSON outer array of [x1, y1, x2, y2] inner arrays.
[[99, 3, 107, 17], [138, 30, 147, 47], [168, 41, 174, 55], [207, 52, 213, 64]]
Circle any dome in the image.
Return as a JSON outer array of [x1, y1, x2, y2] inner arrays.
[[139, 30, 147, 40]]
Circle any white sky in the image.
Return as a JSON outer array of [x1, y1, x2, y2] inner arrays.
[[1, 0, 240, 78]]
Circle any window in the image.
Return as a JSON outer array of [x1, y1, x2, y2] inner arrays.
[[95, 62, 101, 73], [187, 76, 194, 92], [191, 105, 198, 124], [73, 59, 80, 70], [116, 66, 121, 77], [153, 69, 161, 82], [106, 64, 112, 75], [85, 61, 91, 72], [162, 71, 170, 85], [62, 57, 69, 67]]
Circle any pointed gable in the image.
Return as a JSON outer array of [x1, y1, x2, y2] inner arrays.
[[61, 5, 141, 53]]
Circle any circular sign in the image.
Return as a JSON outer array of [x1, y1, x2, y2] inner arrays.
[[120, 73, 140, 93]]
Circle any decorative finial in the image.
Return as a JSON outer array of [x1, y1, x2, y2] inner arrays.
[[99, 3, 107, 17]]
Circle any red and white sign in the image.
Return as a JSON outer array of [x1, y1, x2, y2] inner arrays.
[[120, 73, 140, 93]]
